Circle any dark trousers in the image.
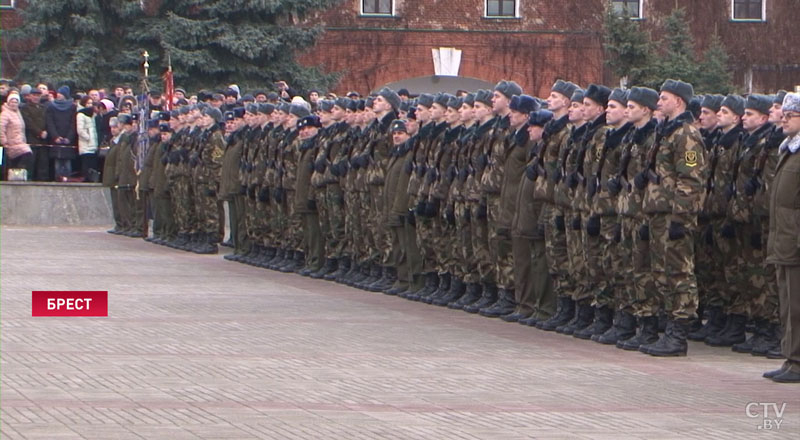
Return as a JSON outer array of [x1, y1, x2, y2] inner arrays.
[[80, 153, 99, 181], [777, 265, 800, 373], [5, 152, 35, 180]]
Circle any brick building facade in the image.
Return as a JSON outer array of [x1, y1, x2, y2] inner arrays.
[[301, 0, 800, 96], [3, 0, 799, 96]]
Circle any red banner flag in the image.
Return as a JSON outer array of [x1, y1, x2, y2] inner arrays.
[[162, 67, 174, 111]]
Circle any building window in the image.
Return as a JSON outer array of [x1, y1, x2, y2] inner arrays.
[[485, 0, 518, 18], [362, 0, 392, 15], [0, 0, 15, 9], [732, 0, 765, 21], [611, 1, 642, 19]]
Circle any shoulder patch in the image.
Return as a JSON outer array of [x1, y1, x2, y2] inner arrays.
[[685, 150, 697, 167]]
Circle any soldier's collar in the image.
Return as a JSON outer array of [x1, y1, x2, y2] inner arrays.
[[743, 122, 774, 148], [717, 124, 744, 149]]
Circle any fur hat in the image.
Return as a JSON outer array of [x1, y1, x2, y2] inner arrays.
[[584, 84, 612, 107], [390, 119, 407, 133], [528, 109, 554, 127], [627, 87, 659, 110], [782, 92, 800, 114], [608, 88, 629, 106], [660, 79, 694, 105], [745, 94, 773, 115], [297, 114, 322, 129], [289, 103, 311, 118], [378, 87, 401, 111], [721, 94, 746, 116], [509, 94, 540, 114], [552, 80, 579, 100], [701, 94, 725, 112], [571, 89, 585, 103], [417, 93, 435, 108], [494, 80, 523, 99]]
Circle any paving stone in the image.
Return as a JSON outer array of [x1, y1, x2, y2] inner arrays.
[[1, 226, 799, 439]]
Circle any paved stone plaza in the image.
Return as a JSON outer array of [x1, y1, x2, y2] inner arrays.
[[1, 226, 798, 439]]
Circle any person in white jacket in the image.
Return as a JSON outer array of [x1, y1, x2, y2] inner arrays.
[[77, 96, 99, 181]]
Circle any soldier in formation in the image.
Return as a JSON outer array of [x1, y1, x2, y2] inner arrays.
[[108, 82, 798, 382]]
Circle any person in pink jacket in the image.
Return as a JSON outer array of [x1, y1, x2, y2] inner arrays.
[[1, 91, 33, 179]]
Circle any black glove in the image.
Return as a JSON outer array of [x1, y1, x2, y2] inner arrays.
[[425, 169, 437, 184], [720, 222, 736, 239], [458, 167, 468, 182], [314, 160, 326, 174], [587, 177, 599, 198], [586, 215, 601, 237], [554, 215, 566, 232], [407, 209, 416, 226], [537, 223, 545, 237], [161, 154, 169, 165], [724, 183, 736, 201], [525, 165, 538, 181], [258, 187, 270, 203], [415, 164, 427, 177], [445, 207, 456, 225], [464, 207, 471, 223], [189, 152, 200, 168], [477, 153, 489, 169], [566, 172, 579, 190], [607, 176, 623, 196], [247, 185, 256, 199], [638, 224, 650, 241], [703, 224, 714, 245], [239, 185, 247, 196], [272, 188, 285, 204], [168, 150, 181, 164], [330, 162, 341, 177], [571, 217, 581, 231], [477, 203, 487, 220], [668, 221, 685, 241], [424, 199, 440, 218], [307, 199, 317, 211], [613, 223, 622, 243], [204, 187, 217, 197], [357, 154, 369, 168], [552, 167, 563, 184], [415, 200, 426, 215], [404, 160, 414, 175], [350, 157, 361, 170], [743, 177, 760, 196], [751, 232, 763, 249], [633, 171, 648, 190], [446, 165, 457, 183]]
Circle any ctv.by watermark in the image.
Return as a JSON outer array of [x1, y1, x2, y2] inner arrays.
[[746, 402, 787, 431]]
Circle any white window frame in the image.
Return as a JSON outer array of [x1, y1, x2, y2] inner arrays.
[[484, 0, 520, 19], [612, 0, 644, 20], [360, 0, 394, 16], [0, 0, 16, 9], [731, 0, 766, 22]]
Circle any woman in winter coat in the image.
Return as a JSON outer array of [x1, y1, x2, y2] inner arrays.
[[77, 96, 99, 180], [0, 91, 33, 179]]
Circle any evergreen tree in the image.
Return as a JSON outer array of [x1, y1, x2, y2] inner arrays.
[[695, 33, 735, 94], [602, 1, 654, 88], [7, 0, 131, 90], [129, 0, 341, 93], [9, 0, 341, 93], [649, 7, 699, 88]]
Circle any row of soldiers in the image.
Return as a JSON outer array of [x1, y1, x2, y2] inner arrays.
[[107, 79, 797, 378]]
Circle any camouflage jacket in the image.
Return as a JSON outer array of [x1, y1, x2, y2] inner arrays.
[[464, 118, 496, 203], [497, 126, 531, 230], [554, 123, 587, 210], [703, 125, 744, 217], [591, 121, 632, 216], [576, 114, 608, 214], [416, 121, 448, 200], [278, 128, 300, 191], [616, 119, 656, 219], [480, 115, 512, 196], [294, 135, 318, 213], [729, 122, 774, 222], [449, 124, 476, 204], [430, 124, 463, 203], [642, 111, 708, 219], [199, 125, 225, 187], [531, 114, 570, 204], [366, 112, 397, 186]]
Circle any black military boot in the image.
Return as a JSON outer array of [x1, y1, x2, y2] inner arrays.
[[294, 252, 313, 275], [705, 313, 747, 347], [310, 258, 336, 279], [172, 232, 189, 250], [338, 260, 360, 284], [617, 315, 659, 350], [463, 283, 498, 313], [423, 273, 451, 304], [574, 305, 613, 339], [432, 277, 465, 306], [348, 263, 371, 287], [732, 318, 769, 354], [356, 263, 381, 290], [407, 272, 438, 301], [264, 248, 284, 270], [640, 319, 690, 356], [594, 311, 636, 344], [688, 305, 726, 341], [556, 301, 594, 335], [479, 288, 516, 318], [197, 233, 219, 254], [372, 266, 397, 292], [327, 256, 349, 281], [536, 296, 575, 331], [448, 282, 482, 309], [278, 250, 302, 273], [751, 322, 781, 357]]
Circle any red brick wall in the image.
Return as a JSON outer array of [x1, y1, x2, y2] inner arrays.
[[300, 0, 607, 97]]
